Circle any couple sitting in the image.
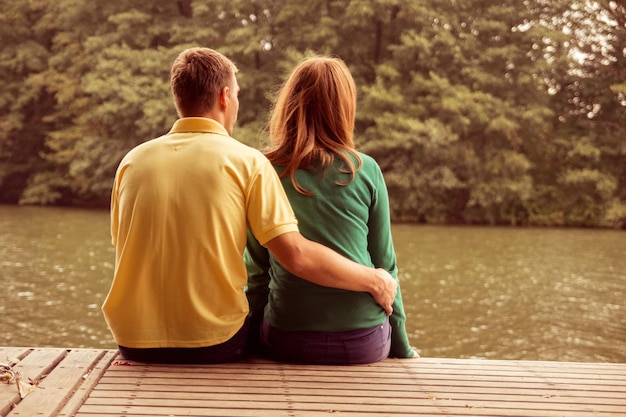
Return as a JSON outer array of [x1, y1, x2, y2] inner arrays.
[[103, 47, 417, 365]]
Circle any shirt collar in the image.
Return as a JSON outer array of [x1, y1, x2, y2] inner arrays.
[[168, 118, 229, 136]]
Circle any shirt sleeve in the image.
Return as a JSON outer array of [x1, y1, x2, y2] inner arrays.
[[246, 159, 298, 246], [367, 159, 415, 358]]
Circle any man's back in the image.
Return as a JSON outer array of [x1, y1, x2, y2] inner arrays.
[[104, 118, 296, 349]]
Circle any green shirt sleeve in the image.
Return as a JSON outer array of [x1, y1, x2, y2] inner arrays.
[[368, 160, 414, 358]]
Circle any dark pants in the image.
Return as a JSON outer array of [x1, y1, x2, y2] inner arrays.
[[260, 317, 391, 365], [118, 318, 250, 364]]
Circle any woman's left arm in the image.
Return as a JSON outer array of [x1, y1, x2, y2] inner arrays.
[[367, 161, 416, 358]]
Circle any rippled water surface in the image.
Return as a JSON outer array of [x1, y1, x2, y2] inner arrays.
[[1, 205, 115, 348], [1, 205, 624, 362], [394, 225, 625, 362]]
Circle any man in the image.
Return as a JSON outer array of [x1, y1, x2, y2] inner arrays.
[[102, 47, 397, 364]]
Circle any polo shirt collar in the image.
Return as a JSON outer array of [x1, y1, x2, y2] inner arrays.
[[168, 118, 229, 136]]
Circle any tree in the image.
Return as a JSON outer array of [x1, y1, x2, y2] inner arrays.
[[0, 0, 56, 202], [19, 0, 226, 204], [527, 0, 626, 226], [0, 0, 623, 227], [359, 0, 553, 224]]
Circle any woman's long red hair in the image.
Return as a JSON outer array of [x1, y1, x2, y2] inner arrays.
[[265, 56, 361, 195]]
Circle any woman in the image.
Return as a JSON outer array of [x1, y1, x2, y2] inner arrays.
[[245, 55, 417, 364]]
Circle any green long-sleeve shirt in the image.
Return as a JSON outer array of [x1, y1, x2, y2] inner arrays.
[[245, 152, 414, 358]]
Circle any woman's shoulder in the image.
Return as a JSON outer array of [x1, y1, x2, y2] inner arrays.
[[355, 151, 383, 172], [356, 151, 375, 162]]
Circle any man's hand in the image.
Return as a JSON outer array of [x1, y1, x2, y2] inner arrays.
[[371, 268, 397, 315]]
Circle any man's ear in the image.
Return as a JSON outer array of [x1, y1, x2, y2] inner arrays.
[[219, 86, 230, 108]]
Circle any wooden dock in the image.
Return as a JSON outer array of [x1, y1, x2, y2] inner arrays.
[[1, 347, 625, 416]]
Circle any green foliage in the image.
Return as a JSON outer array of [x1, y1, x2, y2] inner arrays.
[[0, 0, 624, 228]]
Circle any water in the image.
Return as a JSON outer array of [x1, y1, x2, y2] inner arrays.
[[1, 205, 624, 362], [1, 205, 116, 349], [393, 226, 625, 362]]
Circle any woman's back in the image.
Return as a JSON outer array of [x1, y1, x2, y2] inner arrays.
[[263, 153, 394, 332], [244, 55, 415, 363]]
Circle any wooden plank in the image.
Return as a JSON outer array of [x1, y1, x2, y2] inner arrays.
[[94, 360, 626, 394], [55, 349, 119, 417], [5, 349, 110, 417], [0, 348, 31, 363], [84, 372, 625, 404], [76, 357, 626, 417], [98, 365, 623, 381], [0, 348, 32, 417], [89, 385, 626, 406], [1, 348, 67, 417], [74, 403, 626, 417], [75, 405, 294, 417], [96, 370, 626, 392], [91, 379, 624, 403], [84, 390, 626, 413], [74, 411, 610, 417], [2, 348, 624, 417], [79, 399, 624, 415], [100, 358, 626, 379], [89, 382, 626, 404]]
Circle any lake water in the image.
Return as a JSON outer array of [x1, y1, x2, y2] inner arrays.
[[1, 205, 624, 362]]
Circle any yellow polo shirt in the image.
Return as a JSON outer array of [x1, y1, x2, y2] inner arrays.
[[103, 118, 298, 348]]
